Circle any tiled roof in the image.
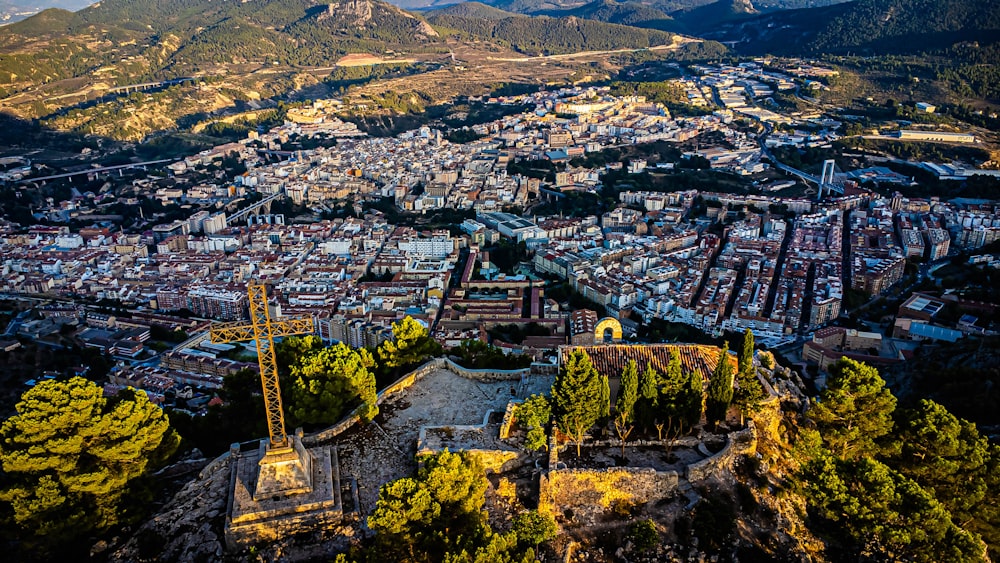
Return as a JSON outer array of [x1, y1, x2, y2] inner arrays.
[[560, 343, 735, 382]]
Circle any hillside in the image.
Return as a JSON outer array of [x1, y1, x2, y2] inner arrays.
[[673, 0, 757, 32], [428, 12, 677, 54], [427, 1, 523, 19], [543, 0, 682, 32], [0, 0, 442, 98], [713, 0, 1000, 56]]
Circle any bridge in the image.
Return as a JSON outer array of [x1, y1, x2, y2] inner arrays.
[[760, 135, 844, 200], [108, 77, 198, 95], [16, 159, 175, 184], [226, 192, 285, 226]]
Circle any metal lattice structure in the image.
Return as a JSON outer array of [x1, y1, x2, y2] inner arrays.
[[210, 282, 315, 449]]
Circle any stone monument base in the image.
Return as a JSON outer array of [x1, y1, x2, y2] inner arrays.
[[224, 435, 343, 550]]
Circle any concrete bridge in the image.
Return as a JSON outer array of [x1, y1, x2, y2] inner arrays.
[[16, 159, 175, 184], [226, 192, 285, 226]]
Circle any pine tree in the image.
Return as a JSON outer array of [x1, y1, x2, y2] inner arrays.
[[288, 341, 379, 424], [705, 341, 734, 428], [377, 315, 443, 372], [551, 349, 604, 455], [0, 378, 179, 540], [615, 360, 639, 423], [809, 358, 896, 460], [681, 368, 704, 430], [733, 329, 765, 425], [599, 373, 611, 420], [636, 361, 659, 433], [614, 360, 639, 457]]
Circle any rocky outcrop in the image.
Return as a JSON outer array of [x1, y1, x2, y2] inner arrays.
[[109, 455, 231, 563]]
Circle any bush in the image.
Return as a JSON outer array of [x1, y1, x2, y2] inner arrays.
[[513, 510, 557, 547], [627, 519, 658, 552]]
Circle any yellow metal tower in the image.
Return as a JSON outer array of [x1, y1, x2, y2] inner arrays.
[[210, 282, 314, 449]]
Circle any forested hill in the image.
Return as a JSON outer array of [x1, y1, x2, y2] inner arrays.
[[540, 0, 681, 32], [427, 12, 677, 54], [0, 0, 442, 88], [427, 1, 523, 19], [713, 0, 1000, 56]]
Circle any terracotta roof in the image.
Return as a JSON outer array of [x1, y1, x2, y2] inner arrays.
[[560, 343, 735, 382]]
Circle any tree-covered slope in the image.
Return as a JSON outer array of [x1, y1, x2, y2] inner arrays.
[[428, 12, 676, 54], [545, 0, 681, 32], [0, 0, 442, 95], [427, 1, 523, 19], [715, 0, 1000, 56]]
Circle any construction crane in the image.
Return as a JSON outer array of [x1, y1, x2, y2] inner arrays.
[[209, 282, 315, 449]]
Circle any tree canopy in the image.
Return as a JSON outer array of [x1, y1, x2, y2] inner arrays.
[[0, 378, 179, 541], [514, 394, 551, 452], [552, 349, 605, 455], [367, 450, 536, 563], [378, 316, 443, 372], [705, 342, 734, 427], [659, 349, 703, 434], [797, 359, 994, 561], [734, 329, 765, 423], [809, 358, 897, 460], [287, 341, 378, 425]]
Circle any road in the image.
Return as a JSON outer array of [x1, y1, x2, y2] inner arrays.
[[485, 38, 700, 63], [18, 159, 176, 183]]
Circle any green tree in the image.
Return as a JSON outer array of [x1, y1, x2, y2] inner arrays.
[[636, 361, 659, 433], [661, 348, 704, 436], [614, 360, 639, 456], [809, 358, 897, 460], [705, 342, 734, 428], [378, 316, 443, 373], [288, 341, 378, 425], [275, 334, 324, 376], [0, 378, 179, 541], [739, 329, 755, 376], [734, 329, 765, 425], [627, 519, 659, 552], [368, 450, 489, 561], [599, 372, 611, 421], [615, 359, 639, 422], [552, 349, 604, 455], [802, 456, 985, 563], [889, 399, 999, 553], [514, 394, 551, 452]]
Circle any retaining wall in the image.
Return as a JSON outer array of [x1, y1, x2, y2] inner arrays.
[[308, 358, 532, 446]]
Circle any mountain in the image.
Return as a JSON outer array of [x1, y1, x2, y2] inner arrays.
[[714, 0, 1000, 56], [673, 0, 757, 32], [428, 1, 522, 19], [0, 0, 91, 22], [0, 0, 443, 98], [542, 0, 681, 32], [427, 11, 677, 54]]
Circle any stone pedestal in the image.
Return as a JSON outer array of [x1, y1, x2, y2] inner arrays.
[[224, 433, 343, 550]]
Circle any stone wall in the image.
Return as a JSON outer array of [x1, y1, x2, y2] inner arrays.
[[443, 358, 529, 382], [308, 358, 534, 445], [541, 467, 680, 514], [498, 400, 522, 440], [308, 358, 447, 445], [464, 449, 520, 473], [685, 423, 757, 482]]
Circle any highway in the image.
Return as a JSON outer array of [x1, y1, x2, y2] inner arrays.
[[17, 159, 176, 183]]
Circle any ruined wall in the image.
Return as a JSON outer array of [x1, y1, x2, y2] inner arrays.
[[309, 358, 531, 445], [464, 449, 520, 473], [308, 359, 447, 445], [686, 423, 757, 482], [541, 468, 680, 514], [443, 358, 529, 382]]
